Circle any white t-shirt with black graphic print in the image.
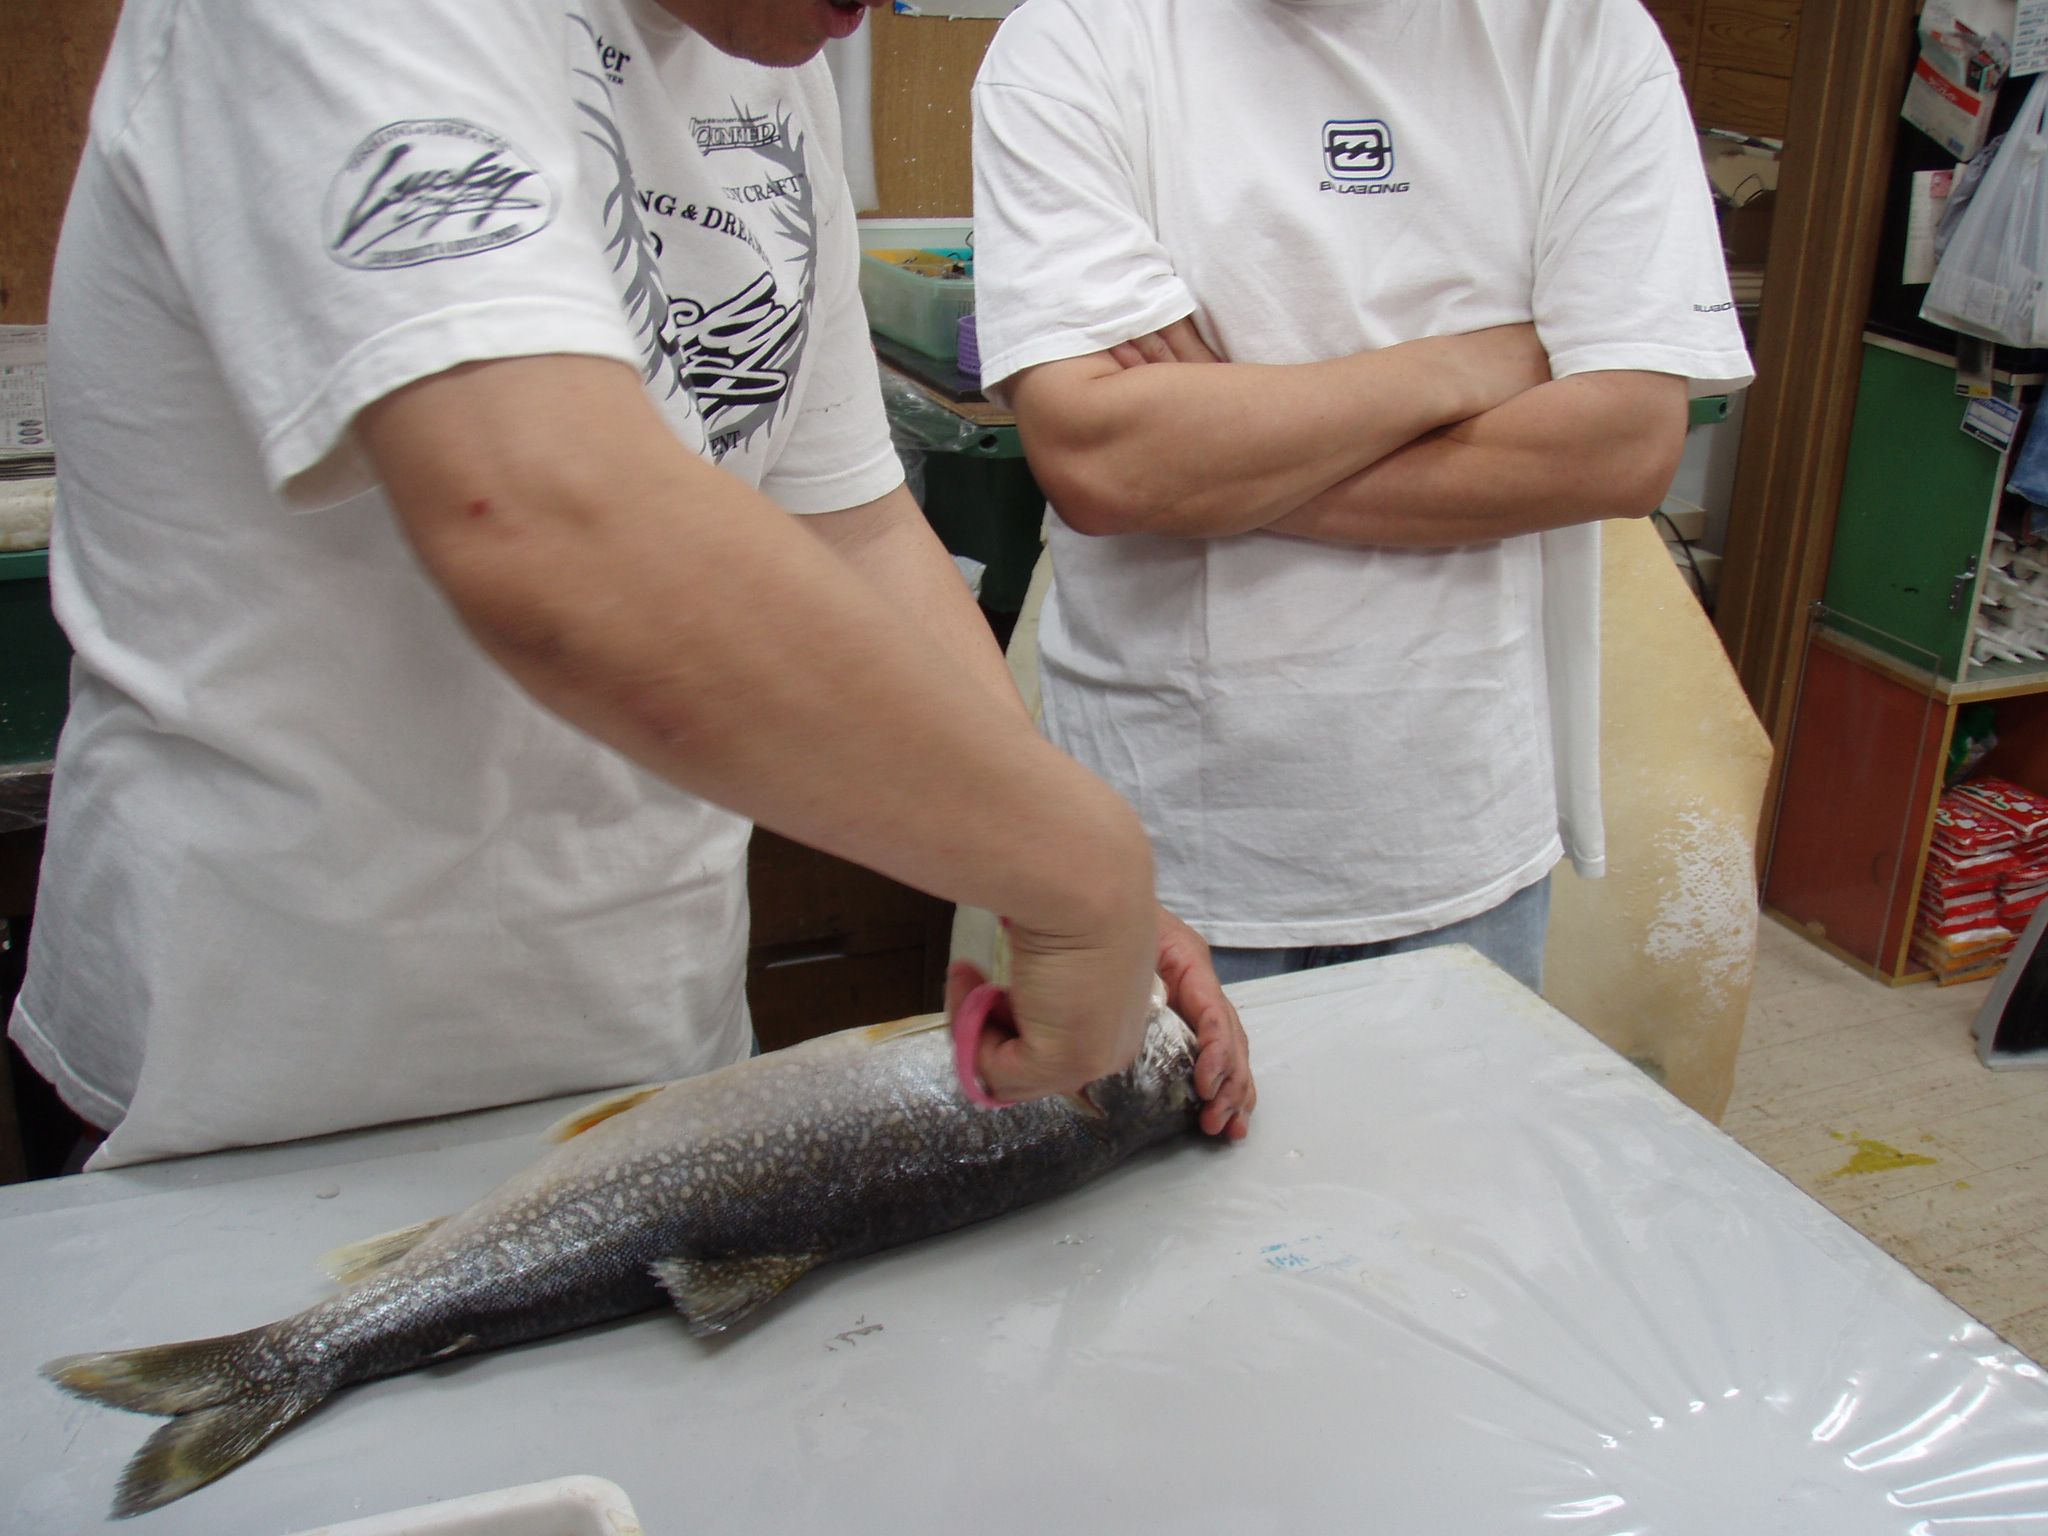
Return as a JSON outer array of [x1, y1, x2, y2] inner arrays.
[[972, 0, 1753, 949], [11, 0, 903, 1167]]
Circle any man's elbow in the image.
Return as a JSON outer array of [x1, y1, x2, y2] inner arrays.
[[1591, 386, 1689, 521], [1623, 415, 1689, 518], [1028, 448, 1166, 537]]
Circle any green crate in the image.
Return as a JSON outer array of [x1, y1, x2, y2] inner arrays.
[[919, 449, 1044, 615], [0, 549, 72, 764]]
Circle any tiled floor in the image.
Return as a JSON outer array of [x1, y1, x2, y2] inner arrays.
[[1728, 917, 2048, 1364]]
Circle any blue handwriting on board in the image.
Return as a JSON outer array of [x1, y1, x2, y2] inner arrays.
[[1259, 1235, 1358, 1276]]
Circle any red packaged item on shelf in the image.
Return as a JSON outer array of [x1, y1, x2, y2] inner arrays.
[[2002, 894, 2048, 927], [1921, 891, 2002, 926], [1951, 776, 2048, 842], [2002, 851, 2048, 886], [1921, 850, 2010, 888], [1929, 799, 2019, 859]]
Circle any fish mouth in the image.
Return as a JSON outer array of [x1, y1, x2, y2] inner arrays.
[[1134, 1001, 1201, 1090]]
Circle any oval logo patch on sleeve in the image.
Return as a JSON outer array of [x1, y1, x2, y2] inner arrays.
[[325, 119, 558, 270]]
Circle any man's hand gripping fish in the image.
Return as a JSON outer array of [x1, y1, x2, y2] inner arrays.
[[46, 995, 1202, 1517]]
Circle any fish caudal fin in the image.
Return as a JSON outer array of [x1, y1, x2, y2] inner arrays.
[[110, 1386, 320, 1518], [46, 1332, 325, 1518], [46, 1336, 252, 1417], [652, 1253, 821, 1337]]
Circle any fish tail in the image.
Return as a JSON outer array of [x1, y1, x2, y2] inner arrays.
[[46, 1332, 325, 1517]]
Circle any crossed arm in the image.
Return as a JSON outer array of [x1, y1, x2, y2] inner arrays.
[[1004, 317, 1688, 546]]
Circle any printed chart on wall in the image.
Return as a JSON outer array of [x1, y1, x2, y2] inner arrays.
[[2019, 0, 2048, 76], [891, 1, 1022, 14]]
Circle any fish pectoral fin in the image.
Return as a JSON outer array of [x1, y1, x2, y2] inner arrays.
[[652, 1252, 823, 1338], [1065, 1087, 1109, 1123], [543, 1084, 676, 1144], [423, 1333, 478, 1363], [861, 1010, 948, 1045], [318, 1217, 448, 1286]]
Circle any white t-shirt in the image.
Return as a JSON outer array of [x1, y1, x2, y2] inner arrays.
[[972, 0, 1753, 948], [9, 0, 903, 1168]]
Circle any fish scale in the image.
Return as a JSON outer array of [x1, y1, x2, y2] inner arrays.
[[45, 1004, 1200, 1518]]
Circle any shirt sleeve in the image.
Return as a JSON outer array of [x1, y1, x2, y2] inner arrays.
[[971, 17, 1196, 395], [112, 0, 642, 509], [1532, 62, 1755, 396], [757, 66, 905, 516]]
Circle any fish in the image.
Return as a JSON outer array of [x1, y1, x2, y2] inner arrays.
[[45, 999, 1202, 1518]]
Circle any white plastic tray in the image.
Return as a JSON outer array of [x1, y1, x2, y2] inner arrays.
[[286, 1476, 641, 1536]]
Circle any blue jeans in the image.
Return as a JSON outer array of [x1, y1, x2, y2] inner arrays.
[[1209, 877, 1552, 993]]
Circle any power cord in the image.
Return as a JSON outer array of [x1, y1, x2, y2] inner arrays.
[[1652, 507, 1708, 609]]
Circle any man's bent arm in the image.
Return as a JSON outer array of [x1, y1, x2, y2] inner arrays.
[[1268, 370, 1687, 547], [358, 354, 1156, 1095], [1004, 322, 1550, 539]]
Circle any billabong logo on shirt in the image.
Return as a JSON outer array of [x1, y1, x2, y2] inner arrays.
[[1323, 120, 1394, 181], [691, 112, 782, 154], [325, 120, 557, 270], [1319, 118, 1411, 197]]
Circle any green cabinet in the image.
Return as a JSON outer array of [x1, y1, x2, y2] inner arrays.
[[1823, 337, 2026, 682], [0, 550, 70, 767]]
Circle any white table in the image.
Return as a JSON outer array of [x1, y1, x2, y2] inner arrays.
[[5, 947, 2046, 1534]]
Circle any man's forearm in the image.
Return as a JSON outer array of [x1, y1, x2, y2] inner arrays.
[[361, 357, 1146, 937], [803, 484, 1029, 724], [1008, 325, 1549, 539], [1267, 371, 1688, 547]]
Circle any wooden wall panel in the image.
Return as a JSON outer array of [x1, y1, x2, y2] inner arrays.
[[1717, 0, 1921, 854], [868, 8, 997, 218], [1698, 0, 1800, 77], [1692, 64, 1794, 138], [0, 0, 123, 323], [1645, 1, 1704, 66], [1639, 0, 1801, 138]]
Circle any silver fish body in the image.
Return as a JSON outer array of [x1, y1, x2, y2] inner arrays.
[[48, 1006, 1201, 1516]]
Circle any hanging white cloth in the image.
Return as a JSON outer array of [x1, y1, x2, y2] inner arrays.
[[824, 29, 878, 213]]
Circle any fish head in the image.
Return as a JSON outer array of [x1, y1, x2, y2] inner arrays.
[[1082, 989, 1202, 1129]]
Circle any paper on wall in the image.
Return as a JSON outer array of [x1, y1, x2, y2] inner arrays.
[[0, 326, 53, 462], [2016, 0, 2048, 75], [1906, 168, 1955, 284], [891, 1, 1023, 16]]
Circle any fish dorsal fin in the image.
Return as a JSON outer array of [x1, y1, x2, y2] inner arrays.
[[861, 1010, 947, 1045], [319, 1218, 448, 1286], [543, 1084, 673, 1144], [652, 1253, 822, 1337]]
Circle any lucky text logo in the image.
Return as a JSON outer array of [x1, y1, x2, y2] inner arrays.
[[325, 120, 557, 269]]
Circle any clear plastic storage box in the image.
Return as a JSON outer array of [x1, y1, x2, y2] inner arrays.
[[858, 217, 975, 364]]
